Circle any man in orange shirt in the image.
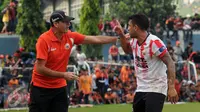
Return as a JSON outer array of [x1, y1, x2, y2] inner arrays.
[[78, 67, 92, 104], [120, 65, 129, 84], [29, 10, 117, 112]]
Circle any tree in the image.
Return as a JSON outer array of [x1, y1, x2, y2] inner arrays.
[[79, 0, 102, 58], [0, 0, 10, 12], [16, 0, 46, 51], [108, 0, 176, 28]]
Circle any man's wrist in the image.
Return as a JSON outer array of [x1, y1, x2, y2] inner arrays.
[[61, 72, 65, 78], [168, 85, 175, 89], [118, 33, 125, 37]]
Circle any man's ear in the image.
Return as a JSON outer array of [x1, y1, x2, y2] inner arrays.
[[53, 22, 59, 28]]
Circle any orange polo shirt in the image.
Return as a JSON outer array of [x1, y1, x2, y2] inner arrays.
[[32, 28, 85, 88], [79, 75, 92, 94], [120, 66, 129, 83]]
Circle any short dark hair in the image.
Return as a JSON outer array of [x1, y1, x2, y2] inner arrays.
[[77, 45, 82, 51], [128, 14, 149, 30]]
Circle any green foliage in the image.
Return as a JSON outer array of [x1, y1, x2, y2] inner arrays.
[[79, 0, 102, 58], [103, 12, 112, 22], [108, 0, 176, 27], [0, 0, 9, 11], [0, 0, 10, 30], [16, 0, 46, 51]]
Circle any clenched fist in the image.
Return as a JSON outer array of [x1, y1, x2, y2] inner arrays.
[[168, 87, 179, 104]]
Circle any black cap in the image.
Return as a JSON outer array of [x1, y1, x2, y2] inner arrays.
[[50, 10, 74, 24]]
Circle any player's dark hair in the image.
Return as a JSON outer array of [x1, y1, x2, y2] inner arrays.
[[77, 45, 82, 51], [128, 14, 149, 30]]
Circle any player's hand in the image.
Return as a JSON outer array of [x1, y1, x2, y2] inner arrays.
[[167, 87, 179, 104], [114, 20, 124, 36], [63, 72, 79, 81]]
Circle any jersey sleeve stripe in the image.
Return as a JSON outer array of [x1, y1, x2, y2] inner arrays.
[[149, 40, 153, 58], [158, 49, 167, 58]]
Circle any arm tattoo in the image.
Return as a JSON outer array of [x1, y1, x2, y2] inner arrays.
[[160, 52, 176, 88]]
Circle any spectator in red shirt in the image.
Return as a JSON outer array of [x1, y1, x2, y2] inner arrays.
[[110, 17, 118, 30], [110, 17, 118, 36], [175, 79, 181, 97], [98, 18, 104, 35], [172, 16, 183, 40], [166, 16, 174, 39], [8, 3, 16, 34], [109, 44, 118, 62]]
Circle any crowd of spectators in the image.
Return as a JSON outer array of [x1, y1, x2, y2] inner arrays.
[[97, 13, 200, 42]]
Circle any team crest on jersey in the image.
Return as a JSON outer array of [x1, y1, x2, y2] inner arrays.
[[65, 43, 70, 50]]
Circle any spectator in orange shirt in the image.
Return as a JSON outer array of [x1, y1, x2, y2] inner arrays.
[[120, 65, 129, 84], [79, 67, 92, 104], [104, 88, 120, 104], [96, 66, 108, 98], [8, 77, 19, 86], [109, 44, 118, 62], [94, 64, 101, 78]]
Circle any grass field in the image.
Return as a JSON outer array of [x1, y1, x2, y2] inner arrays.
[[0, 103, 199, 112]]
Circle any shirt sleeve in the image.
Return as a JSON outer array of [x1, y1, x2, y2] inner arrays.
[[152, 40, 167, 58], [70, 32, 85, 45], [36, 38, 48, 60]]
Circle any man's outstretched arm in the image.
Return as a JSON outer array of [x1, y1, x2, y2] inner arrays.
[[82, 35, 117, 44]]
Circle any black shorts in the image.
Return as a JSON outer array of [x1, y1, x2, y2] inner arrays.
[[133, 92, 166, 112], [29, 85, 69, 112]]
